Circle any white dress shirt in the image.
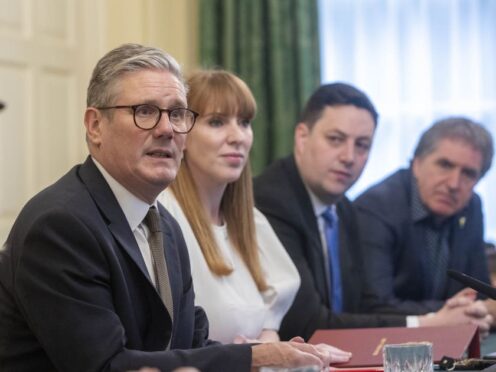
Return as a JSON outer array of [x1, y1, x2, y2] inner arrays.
[[304, 186, 419, 327], [158, 188, 300, 343], [306, 188, 336, 289], [93, 158, 157, 285]]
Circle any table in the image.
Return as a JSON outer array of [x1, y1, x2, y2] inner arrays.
[[443, 333, 496, 371]]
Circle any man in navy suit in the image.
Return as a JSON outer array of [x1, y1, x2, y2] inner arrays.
[[254, 84, 492, 341], [0, 43, 334, 372], [354, 117, 495, 316]]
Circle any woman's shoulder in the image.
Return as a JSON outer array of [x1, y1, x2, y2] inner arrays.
[[157, 188, 182, 215], [253, 206, 269, 224], [253, 208, 295, 264], [253, 207, 282, 241], [156, 189, 195, 238]]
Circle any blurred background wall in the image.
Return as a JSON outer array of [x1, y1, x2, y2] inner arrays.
[[0, 0, 198, 242], [1, 0, 495, 245]]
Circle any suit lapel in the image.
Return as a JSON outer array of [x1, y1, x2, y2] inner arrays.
[[78, 157, 173, 346], [403, 170, 433, 297], [157, 207, 181, 324], [109, 223, 152, 282], [336, 200, 358, 310], [410, 219, 432, 296], [285, 156, 329, 302], [446, 213, 469, 298], [78, 157, 152, 283], [449, 213, 468, 270], [285, 156, 322, 250]]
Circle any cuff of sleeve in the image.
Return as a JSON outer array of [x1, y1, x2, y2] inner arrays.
[[262, 317, 281, 331], [406, 315, 420, 328]]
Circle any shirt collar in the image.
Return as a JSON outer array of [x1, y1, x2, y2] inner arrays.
[[411, 173, 430, 223], [92, 157, 156, 231], [305, 184, 337, 218]]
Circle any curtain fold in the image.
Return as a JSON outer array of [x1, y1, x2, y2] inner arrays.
[[199, 0, 320, 173], [319, 0, 496, 242]]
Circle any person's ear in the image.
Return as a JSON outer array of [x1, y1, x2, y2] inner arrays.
[[84, 108, 104, 148], [294, 122, 310, 156]]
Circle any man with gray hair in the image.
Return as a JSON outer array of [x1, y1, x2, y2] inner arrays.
[[355, 117, 494, 317], [0, 43, 335, 372]]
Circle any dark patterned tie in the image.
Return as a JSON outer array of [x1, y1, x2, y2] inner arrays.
[[425, 225, 450, 298], [322, 207, 343, 313], [145, 207, 174, 325]]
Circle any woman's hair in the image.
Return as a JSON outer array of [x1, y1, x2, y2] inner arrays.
[[170, 70, 268, 291]]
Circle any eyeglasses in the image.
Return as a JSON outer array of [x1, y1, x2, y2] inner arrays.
[[97, 104, 199, 133]]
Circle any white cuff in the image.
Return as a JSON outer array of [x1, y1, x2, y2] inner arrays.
[[406, 315, 419, 328]]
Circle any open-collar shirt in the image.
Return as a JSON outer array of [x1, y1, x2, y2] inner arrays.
[[92, 157, 157, 284]]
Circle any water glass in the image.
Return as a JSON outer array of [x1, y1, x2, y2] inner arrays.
[[383, 342, 433, 372], [259, 366, 321, 372]]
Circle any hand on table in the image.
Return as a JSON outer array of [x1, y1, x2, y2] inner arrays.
[[251, 337, 351, 370]]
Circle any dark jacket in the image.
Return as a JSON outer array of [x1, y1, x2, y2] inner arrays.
[[354, 168, 490, 315], [0, 157, 251, 372], [254, 155, 405, 341]]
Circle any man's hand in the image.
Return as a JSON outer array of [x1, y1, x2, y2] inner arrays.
[[314, 343, 353, 364], [290, 337, 352, 365], [251, 338, 352, 371], [464, 300, 494, 338], [448, 287, 478, 303], [419, 296, 493, 338], [483, 299, 496, 327]]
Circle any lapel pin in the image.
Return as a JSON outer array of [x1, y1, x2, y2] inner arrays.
[[459, 216, 466, 228]]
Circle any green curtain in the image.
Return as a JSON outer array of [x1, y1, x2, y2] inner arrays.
[[199, 0, 321, 174]]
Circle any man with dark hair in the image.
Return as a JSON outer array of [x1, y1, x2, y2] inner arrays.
[[354, 117, 495, 316], [0, 44, 337, 372], [254, 84, 492, 341]]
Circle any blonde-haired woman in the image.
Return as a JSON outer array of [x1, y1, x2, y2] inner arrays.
[[159, 70, 340, 362], [158, 69, 297, 344], [158, 70, 351, 364]]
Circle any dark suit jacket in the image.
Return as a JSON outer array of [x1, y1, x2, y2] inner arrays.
[[0, 157, 250, 372], [354, 168, 490, 315], [253, 155, 405, 341]]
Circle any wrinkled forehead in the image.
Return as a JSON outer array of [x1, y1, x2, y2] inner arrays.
[[425, 137, 483, 171], [430, 136, 482, 158]]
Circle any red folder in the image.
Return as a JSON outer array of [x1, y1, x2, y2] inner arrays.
[[309, 324, 480, 368]]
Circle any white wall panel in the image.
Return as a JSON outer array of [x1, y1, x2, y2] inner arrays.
[[33, 0, 75, 45], [0, 66, 29, 240], [0, 0, 103, 245], [36, 70, 77, 189], [0, 0, 26, 37], [0, 0, 196, 244]]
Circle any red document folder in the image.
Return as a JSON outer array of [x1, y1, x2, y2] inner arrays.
[[309, 324, 480, 368]]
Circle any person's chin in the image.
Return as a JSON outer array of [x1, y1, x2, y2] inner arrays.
[[430, 202, 457, 219], [317, 185, 346, 203], [147, 168, 178, 187], [327, 180, 352, 195], [222, 172, 243, 184]]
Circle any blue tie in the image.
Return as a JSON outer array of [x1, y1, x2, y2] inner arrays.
[[322, 207, 343, 313]]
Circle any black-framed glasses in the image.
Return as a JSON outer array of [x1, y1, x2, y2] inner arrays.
[[97, 104, 199, 133]]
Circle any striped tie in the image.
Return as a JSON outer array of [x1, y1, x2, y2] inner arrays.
[[145, 207, 174, 330]]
